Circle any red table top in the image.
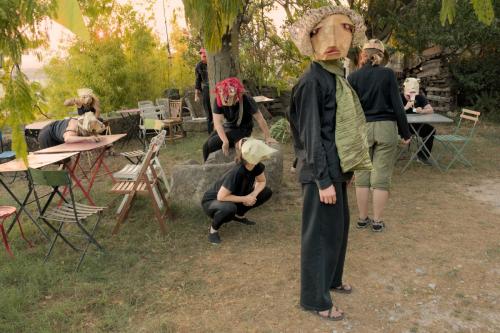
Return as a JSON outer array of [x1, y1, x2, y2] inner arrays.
[[0, 152, 78, 173], [33, 134, 127, 154]]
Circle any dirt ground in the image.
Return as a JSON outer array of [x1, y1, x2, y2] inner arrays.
[[1, 123, 499, 333]]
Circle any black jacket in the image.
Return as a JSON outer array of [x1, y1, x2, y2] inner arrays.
[[348, 63, 411, 139], [289, 62, 352, 188]]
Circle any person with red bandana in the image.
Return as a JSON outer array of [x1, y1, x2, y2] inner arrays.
[[202, 77, 276, 162]]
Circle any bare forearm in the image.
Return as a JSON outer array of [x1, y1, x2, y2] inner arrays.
[[217, 193, 246, 203], [214, 121, 228, 143], [64, 135, 94, 143], [251, 181, 266, 196]]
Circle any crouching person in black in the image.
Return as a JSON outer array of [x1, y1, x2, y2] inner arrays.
[[201, 137, 277, 244]]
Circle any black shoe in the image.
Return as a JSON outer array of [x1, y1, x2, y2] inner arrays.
[[208, 231, 221, 244], [371, 220, 385, 232], [233, 216, 256, 225], [357, 217, 372, 229]]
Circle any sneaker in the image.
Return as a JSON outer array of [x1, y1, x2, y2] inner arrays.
[[233, 216, 256, 225], [208, 231, 221, 244], [371, 220, 385, 232], [417, 157, 432, 166], [357, 217, 372, 229]]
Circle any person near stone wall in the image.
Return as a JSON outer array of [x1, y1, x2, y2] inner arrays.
[[202, 77, 277, 162], [201, 137, 277, 244]]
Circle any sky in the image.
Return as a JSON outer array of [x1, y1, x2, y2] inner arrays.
[[22, 0, 287, 77]]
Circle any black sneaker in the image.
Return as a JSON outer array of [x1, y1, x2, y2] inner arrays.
[[371, 220, 385, 232], [233, 216, 256, 225], [208, 231, 221, 244], [357, 217, 372, 229]]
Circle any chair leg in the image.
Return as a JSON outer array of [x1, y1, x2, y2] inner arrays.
[[113, 191, 137, 234], [75, 214, 104, 272], [44, 222, 65, 263], [0, 223, 14, 257], [16, 216, 33, 248]]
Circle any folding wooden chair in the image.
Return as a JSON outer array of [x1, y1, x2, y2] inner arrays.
[[29, 168, 106, 271], [110, 134, 169, 235], [139, 106, 165, 148], [163, 99, 186, 141], [434, 109, 481, 171], [113, 131, 170, 214]]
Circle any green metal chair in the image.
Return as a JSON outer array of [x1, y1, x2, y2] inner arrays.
[[28, 168, 106, 271], [434, 109, 481, 171]]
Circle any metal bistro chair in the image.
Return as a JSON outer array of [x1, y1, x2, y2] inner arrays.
[[29, 168, 106, 271], [139, 106, 165, 147], [0, 206, 33, 257], [434, 109, 481, 171]]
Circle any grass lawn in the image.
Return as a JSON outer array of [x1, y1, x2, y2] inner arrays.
[[1, 122, 499, 333]]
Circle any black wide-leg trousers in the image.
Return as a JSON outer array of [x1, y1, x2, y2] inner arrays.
[[300, 182, 350, 311]]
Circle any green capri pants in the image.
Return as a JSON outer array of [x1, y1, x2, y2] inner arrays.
[[355, 121, 399, 191]]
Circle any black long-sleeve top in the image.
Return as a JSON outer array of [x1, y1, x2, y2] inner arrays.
[[195, 61, 209, 91], [289, 62, 353, 189], [348, 63, 411, 140]]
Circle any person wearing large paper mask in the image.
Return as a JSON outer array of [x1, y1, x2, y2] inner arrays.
[[202, 77, 276, 162], [201, 137, 276, 244], [289, 6, 372, 321], [401, 77, 434, 165], [347, 39, 411, 232], [38, 112, 106, 149]]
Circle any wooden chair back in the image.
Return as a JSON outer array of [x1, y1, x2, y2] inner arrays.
[[168, 99, 183, 119], [455, 108, 481, 138]]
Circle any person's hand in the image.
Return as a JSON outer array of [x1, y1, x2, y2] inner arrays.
[[319, 185, 336, 205], [401, 138, 411, 145], [265, 136, 278, 144], [242, 194, 257, 206], [222, 140, 229, 156], [194, 90, 200, 102], [88, 136, 100, 142], [415, 107, 423, 113], [405, 100, 414, 109]]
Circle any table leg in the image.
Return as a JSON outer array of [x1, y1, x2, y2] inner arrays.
[[64, 154, 96, 206]]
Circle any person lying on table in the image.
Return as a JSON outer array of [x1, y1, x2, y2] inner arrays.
[[202, 77, 277, 161], [64, 88, 102, 120], [38, 112, 106, 149], [401, 77, 434, 166], [201, 137, 277, 244]]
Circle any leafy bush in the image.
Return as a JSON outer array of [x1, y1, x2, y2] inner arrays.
[[270, 117, 291, 143]]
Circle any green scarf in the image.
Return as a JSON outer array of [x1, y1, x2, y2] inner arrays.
[[317, 60, 372, 173]]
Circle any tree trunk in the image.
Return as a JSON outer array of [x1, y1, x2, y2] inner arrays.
[[206, 18, 241, 108]]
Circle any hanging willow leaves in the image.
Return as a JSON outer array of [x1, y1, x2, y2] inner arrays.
[[471, 0, 495, 25], [0, 0, 55, 160], [182, 0, 244, 52], [440, 0, 456, 26]]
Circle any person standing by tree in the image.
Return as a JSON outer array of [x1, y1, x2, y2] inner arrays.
[[194, 48, 213, 134], [289, 6, 371, 321], [347, 39, 411, 232]]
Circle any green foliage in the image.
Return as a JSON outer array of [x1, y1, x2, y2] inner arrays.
[[43, 3, 182, 116], [182, 0, 244, 52], [0, 0, 55, 160], [450, 52, 500, 116], [270, 117, 291, 143], [441, 0, 495, 26]]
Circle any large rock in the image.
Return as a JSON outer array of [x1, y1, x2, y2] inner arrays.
[[169, 143, 283, 205]]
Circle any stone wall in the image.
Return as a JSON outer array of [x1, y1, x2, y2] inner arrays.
[[169, 143, 283, 205]]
